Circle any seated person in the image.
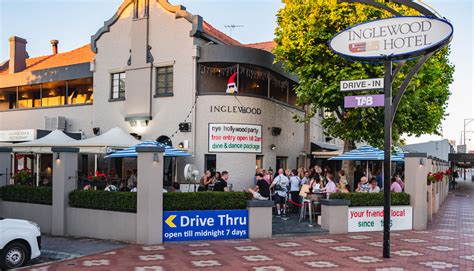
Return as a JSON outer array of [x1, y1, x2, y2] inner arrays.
[[369, 177, 380, 193], [340, 184, 350, 193], [390, 177, 402, 192], [246, 173, 269, 200], [358, 177, 370, 193]]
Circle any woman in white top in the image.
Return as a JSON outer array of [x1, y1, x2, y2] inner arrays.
[[309, 176, 323, 192]]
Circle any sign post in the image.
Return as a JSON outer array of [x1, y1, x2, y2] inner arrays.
[[383, 60, 392, 258], [330, 0, 453, 258]]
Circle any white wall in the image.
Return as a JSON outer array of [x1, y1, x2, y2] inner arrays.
[[0, 105, 93, 138], [195, 95, 305, 190]]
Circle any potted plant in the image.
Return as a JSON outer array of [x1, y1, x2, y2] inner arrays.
[[13, 169, 33, 185]]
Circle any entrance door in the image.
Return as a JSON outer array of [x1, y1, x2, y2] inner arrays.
[[276, 156, 287, 171]]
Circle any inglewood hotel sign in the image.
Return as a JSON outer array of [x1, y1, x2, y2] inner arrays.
[[329, 16, 453, 62]]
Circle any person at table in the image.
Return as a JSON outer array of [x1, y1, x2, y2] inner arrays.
[[214, 171, 229, 192], [340, 184, 350, 193], [199, 170, 213, 191], [358, 176, 371, 193], [369, 177, 380, 193], [320, 173, 337, 197], [309, 176, 323, 192], [300, 171, 311, 185], [390, 177, 402, 193], [246, 173, 269, 200], [270, 168, 290, 217]]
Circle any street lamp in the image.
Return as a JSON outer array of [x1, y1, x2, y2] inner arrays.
[[464, 119, 474, 147], [462, 119, 474, 180]]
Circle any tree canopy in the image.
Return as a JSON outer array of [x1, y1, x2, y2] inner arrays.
[[274, 0, 454, 149]]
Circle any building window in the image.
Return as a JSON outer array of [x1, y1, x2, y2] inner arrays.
[[111, 72, 126, 100], [205, 154, 216, 172], [0, 87, 17, 110], [41, 81, 66, 107], [156, 66, 173, 96], [68, 78, 93, 104], [18, 85, 41, 108]]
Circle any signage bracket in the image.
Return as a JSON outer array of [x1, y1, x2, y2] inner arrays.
[[337, 0, 448, 259]]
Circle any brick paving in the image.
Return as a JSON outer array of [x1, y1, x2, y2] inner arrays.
[[24, 180, 474, 271]]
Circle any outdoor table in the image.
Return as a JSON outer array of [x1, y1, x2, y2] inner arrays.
[[302, 192, 325, 226]]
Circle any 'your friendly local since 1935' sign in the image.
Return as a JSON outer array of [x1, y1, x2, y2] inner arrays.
[[163, 210, 248, 242], [348, 206, 412, 233]]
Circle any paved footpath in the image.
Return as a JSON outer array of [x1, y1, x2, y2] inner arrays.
[[24, 181, 474, 271]]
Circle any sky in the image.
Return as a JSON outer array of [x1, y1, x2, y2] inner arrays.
[[0, 0, 472, 149]]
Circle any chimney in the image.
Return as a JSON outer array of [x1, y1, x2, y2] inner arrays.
[[9, 36, 28, 74], [50, 40, 59, 55]]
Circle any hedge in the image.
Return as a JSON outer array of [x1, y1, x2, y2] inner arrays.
[[329, 192, 410, 207], [69, 190, 137, 213], [0, 185, 52, 205], [163, 192, 253, 211], [68, 190, 253, 213]]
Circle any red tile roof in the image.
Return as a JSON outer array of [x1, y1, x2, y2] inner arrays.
[[244, 41, 276, 52], [202, 21, 241, 45], [0, 44, 95, 75], [0, 25, 274, 76]]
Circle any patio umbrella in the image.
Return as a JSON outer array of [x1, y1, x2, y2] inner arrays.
[[105, 141, 192, 158], [328, 145, 405, 184], [328, 145, 404, 162]]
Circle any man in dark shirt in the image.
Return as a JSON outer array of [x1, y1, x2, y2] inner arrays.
[[246, 173, 270, 200], [213, 171, 229, 192]]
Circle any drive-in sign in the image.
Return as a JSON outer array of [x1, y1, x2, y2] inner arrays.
[[344, 94, 384, 108], [163, 210, 248, 242], [340, 78, 384, 92], [329, 16, 453, 62]]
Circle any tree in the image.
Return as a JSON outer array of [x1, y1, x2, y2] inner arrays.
[[274, 0, 454, 152]]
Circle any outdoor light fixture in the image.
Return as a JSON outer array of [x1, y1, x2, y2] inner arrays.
[[270, 144, 276, 150], [130, 120, 137, 127], [153, 153, 159, 163], [140, 120, 149, 127], [55, 153, 60, 161], [419, 158, 424, 166]]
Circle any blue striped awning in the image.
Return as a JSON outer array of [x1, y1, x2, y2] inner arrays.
[[328, 145, 404, 162], [105, 141, 192, 158]]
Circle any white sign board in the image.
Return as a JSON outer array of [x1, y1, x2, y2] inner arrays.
[[0, 129, 36, 142], [209, 124, 262, 153], [340, 78, 384, 92], [329, 16, 453, 62], [348, 206, 412, 232]]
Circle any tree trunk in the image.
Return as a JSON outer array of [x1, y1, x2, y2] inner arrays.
[[342, 140, 356, 191]]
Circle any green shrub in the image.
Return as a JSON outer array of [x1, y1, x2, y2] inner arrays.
[[69, 190, 137, 212], [68, 190, 252, 213], [329, 192, 410, 207], [163, 192, 253, 211], [0, 185, 52, 205]]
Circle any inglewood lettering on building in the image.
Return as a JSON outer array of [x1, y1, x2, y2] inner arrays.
[[210, 105, 262, 115], [348, 20, 432, 51]]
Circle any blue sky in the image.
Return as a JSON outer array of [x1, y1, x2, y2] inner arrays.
[[0, 0, 472, 147]]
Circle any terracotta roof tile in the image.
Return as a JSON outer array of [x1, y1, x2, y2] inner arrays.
[[202, 21, 241, 45], [0, 44, 95, 75], [244, 41, 276, 52]]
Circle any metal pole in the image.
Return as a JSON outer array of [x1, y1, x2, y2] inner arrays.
[[383, 60, 392, 258]]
